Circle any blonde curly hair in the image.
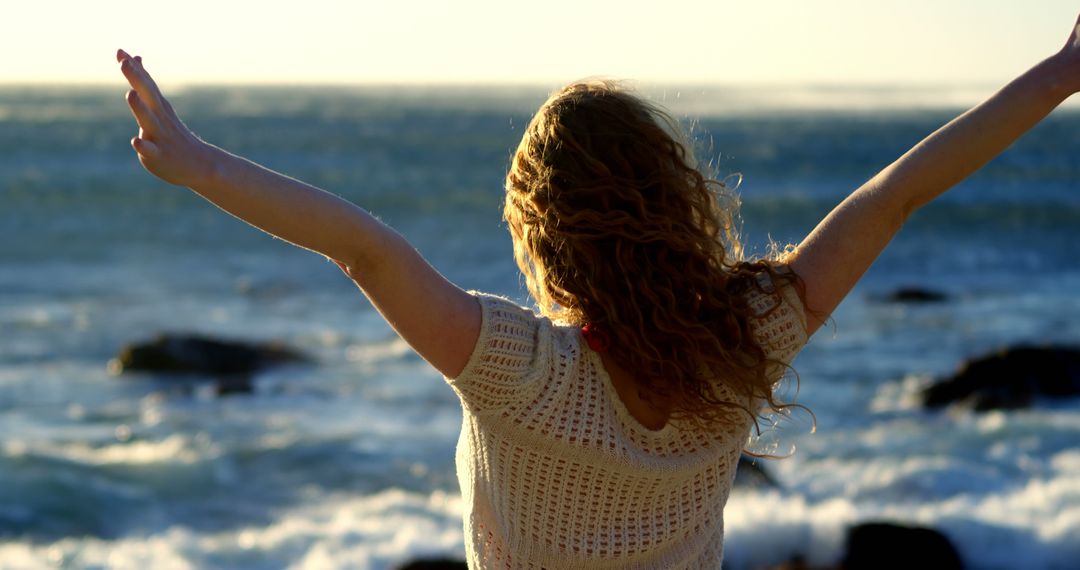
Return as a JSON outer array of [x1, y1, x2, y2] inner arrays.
[[503, 80, 803, 429]]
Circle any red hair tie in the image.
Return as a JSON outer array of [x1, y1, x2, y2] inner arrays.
[[581, 323, 611, 353]]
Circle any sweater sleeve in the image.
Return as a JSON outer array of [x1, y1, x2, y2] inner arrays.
[[746, 273, 809, 371], [444, 292, 551, 412]]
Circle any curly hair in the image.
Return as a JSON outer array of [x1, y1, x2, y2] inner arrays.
[[504, 79, 804, 431]]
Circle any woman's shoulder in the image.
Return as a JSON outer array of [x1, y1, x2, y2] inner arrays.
[[470, 291, 583, 341], [445, 291, 568, 412], [743, 270, 809, 364]]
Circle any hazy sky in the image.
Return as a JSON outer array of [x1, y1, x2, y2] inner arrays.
[[3, 0, 1075, 86]]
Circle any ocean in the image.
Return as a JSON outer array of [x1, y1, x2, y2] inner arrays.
[[1, 84, 1078, 569]]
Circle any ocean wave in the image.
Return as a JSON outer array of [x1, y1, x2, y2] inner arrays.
[[724, 468, 1080, 569], [0, 489, 464, 570]]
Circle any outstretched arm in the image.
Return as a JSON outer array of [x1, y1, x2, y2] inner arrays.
[[789, 17, 1079, 336], [116, 50, 480, 377]]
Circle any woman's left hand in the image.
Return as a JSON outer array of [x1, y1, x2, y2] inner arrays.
[[117, 49, 218, 188]]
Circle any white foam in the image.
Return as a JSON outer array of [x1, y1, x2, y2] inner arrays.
[[4, 433, 209, 466], [0, 531, 197, 570], [723, 492, 853, 567], [725, 473, 1080, 569], [870, 373, 934, 413], [0, 489, 464, 570], [728, 398, 1080, 569], [286, 489, 463, 570], [5, 472, 1072, 570], [346, 337, 414, 364]]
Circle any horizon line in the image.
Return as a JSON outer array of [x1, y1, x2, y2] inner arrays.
[[0, 78, 1008, 90]]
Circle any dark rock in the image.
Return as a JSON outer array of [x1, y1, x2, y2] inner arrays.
[[841, 522, 963, 569], [735, 455, 779, 489], [874, 287, 949, 303], [390, 524, 962, 570], [763, 558, 819, 570], [394, 559, 468, 570], [921, 345, 1080, 411], [109, 333, 309, 395]]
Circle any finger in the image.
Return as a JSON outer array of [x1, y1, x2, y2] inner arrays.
[[125, 89, 164, 134], [119, 58, 150, 100], [132, 57, 163, 102], [119, 56, 165, 110], [131, 136, 160, 158], [116, 49, 131, 63]]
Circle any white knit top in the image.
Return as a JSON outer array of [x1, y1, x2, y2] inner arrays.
[[445, 277, 807, 569]]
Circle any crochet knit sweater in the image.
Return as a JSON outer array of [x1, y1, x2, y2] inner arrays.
[[445, 278, 807, 569]]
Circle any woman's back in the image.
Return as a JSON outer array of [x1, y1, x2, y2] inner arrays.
[[447, 279, 806, 568]]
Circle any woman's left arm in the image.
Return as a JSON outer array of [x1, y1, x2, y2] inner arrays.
[[789, 16, 1079, 336]]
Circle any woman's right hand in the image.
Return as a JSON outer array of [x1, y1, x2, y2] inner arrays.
[[117, 49, 218, 188]]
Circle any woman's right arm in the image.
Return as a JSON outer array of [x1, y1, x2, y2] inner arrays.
[[116, 50, 481, 379], [787, 16, 1080, 336]]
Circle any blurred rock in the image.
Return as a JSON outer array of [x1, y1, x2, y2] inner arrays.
[[109, 333, 309, 395], [392, 522, 965, 570], [873, 286, 949, 303], [841, 522, 963, 569], [762, 558, 817, 570], [922, 345, 1080, 411], [395, 559, 468, 570]]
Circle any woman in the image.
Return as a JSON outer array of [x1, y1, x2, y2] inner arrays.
[[115, 15, 1078, 567]]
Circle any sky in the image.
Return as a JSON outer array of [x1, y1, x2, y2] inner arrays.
[[1, 0, 1075, 87]]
